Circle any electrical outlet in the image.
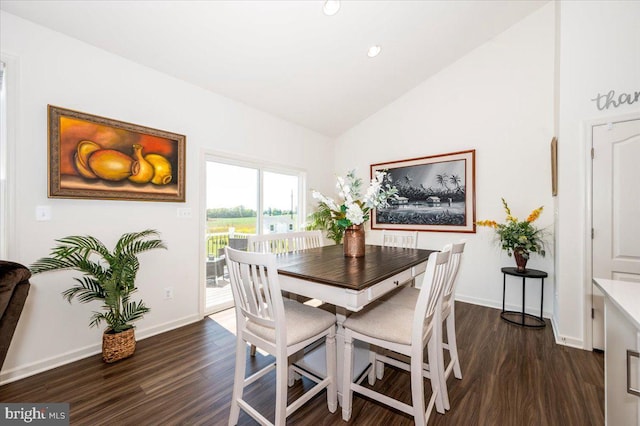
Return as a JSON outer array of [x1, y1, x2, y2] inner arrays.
[[177, 208, 192, 219], [164, 287, 174, 299]]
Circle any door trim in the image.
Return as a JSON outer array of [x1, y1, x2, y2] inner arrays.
[[199, 149, 309, 317], [585, 112, 640, 350], [0, 53, 19, 260]]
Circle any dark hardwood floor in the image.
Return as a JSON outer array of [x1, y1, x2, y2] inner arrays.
[[0, 302, 603, 425]]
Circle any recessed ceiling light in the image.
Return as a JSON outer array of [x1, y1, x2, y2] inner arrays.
[[367, 45, 381, 58], [323, 0, 340, 16]]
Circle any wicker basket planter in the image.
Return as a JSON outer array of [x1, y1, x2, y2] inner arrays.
[[102, 328, 136, 363]]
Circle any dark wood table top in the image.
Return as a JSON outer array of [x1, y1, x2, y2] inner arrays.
[[276, 244, 435, 291]]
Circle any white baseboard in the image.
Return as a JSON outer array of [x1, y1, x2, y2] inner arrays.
[[454, 294, 586, 349], [550, 316, 584, 349], [135, 314, 201, 341], [455, 294, 552, 319], [0, 314, 201, 385]]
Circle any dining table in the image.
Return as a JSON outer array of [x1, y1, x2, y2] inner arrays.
[[275, 243, 435, 403]]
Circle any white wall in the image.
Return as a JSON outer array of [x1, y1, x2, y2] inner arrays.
[[0, 11, 334, 383], [555, 1, 640, 348], [335, 5, 556, 318], [3, 0, 637, 384]]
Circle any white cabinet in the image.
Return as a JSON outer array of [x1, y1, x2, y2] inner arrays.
[[605, 297, 640, 425], [594, 278, 640, 425]]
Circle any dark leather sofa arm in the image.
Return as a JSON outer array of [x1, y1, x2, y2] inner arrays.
[[0, 260, 31, 371]]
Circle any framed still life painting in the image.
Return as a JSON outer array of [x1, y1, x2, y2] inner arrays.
[[371, 149, 476, 233], [48, 105, 185, 202]]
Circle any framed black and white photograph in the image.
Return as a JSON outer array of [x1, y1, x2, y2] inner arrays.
[[371, 149, 476, 233]]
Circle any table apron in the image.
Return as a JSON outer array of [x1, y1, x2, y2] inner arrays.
[[279, 260, 427, 312]]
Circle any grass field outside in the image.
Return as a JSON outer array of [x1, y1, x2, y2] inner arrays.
[[206, 217, 256, 234], [205, 215, 302, 257]]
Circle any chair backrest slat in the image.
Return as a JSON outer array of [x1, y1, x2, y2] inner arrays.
[[442, 241, 465, 304], [412, 250, 450, 345], [381, 230, 418, 249], [247, 230, 323, 254], [226, 247, 283, 331]]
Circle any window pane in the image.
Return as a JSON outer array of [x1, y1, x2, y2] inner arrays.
[[206, 162, 258, 238], [205, 162, 257, 313], [263, 171, 299, 234]]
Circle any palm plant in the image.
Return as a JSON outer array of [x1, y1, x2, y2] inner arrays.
[[30, 229, 166, 334], [306, 202, 345, 244]]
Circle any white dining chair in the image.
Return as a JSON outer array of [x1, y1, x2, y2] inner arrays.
[[225, 247, 337, 426], [374, 241, 466, 410], [382, 230, 419, 286], [247, 230, 323, 254], [341, 250, 450, 425], [381, 230, 419, 249], [246, 230, 324, 357], [440, 241, 465, 383]]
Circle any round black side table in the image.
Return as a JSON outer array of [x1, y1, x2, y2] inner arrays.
[[501, 267, 547, 328]]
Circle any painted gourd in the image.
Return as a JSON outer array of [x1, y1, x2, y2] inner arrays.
[[128, 144, 155, 184], [74, 140, 101, 179], [88, 149, 136, 181], [145, 154, 172, 185]]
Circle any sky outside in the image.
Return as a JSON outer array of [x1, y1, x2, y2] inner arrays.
[[206, 162, 298, 211]]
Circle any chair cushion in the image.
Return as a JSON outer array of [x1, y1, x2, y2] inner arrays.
[[246, 299, 335, 346], [343, 301, 416, 345], [384, 286, 453, 316], [383, 286, 419, 309]]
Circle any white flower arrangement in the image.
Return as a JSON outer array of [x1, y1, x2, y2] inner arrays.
[[312, 170, 397, 228]]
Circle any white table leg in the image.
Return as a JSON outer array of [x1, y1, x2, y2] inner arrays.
[[288, 306, 369, 407], [335, 307, 347, 406]]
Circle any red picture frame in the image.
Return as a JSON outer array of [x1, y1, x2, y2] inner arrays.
[[371, 150, 476, 233]]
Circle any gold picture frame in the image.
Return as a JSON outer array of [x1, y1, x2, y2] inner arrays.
[[48, 105, 185, 202], [551, 137, 558, 196]]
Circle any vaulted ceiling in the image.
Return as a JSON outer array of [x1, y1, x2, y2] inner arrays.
[[1, 0, 548, 137]]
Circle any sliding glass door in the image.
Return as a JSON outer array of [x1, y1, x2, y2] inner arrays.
[[262, 171, 300, 234], [204, 157, 304, 314]]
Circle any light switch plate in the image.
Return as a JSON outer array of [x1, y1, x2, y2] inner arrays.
[[36, 205, 52, 221]]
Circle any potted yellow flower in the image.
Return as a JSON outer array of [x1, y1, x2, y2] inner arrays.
[[477, 198, 547, 272]]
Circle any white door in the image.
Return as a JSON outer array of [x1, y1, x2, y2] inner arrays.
[[592, 116, 640, 350]]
